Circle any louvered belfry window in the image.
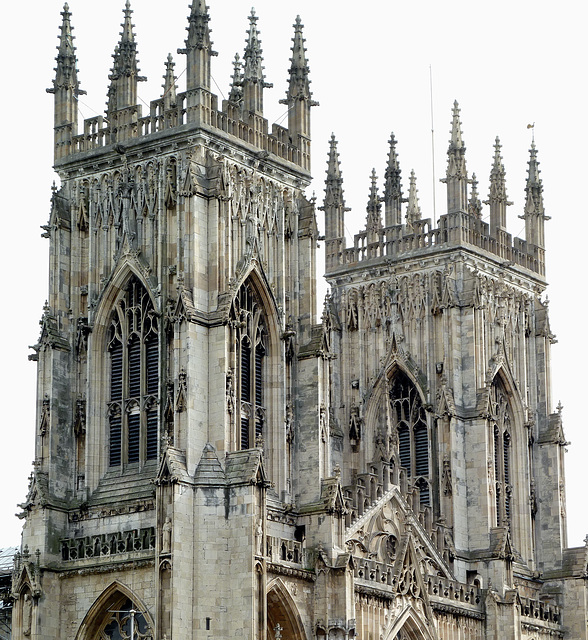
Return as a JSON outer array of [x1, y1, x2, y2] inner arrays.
[[108, 276, 159, 467], [489, 378, 513, 526], [231, 283, 267, 450], [389, 372, 430, 505]]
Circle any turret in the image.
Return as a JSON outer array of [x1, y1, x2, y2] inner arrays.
[[441, 101, 468, 214], [242, 9, 272, 116], [485, 136, 512, 233], [107, 1, 145, 113], [383, 133, 404, 227], [522, 142, 549, 252], [405, 170, 422, 229], [322, 135, 348, 270], [280, 16, 317, 171], [366, 170, 383, 244], [47, 3, 85, 161]]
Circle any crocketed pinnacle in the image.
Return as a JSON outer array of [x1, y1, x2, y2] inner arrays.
[[468, 173, 483, 219], [111, 1, 141, 79], [228, 53, 243, 104], [184, 0, 213, 51], [243, 9, 269, 85], [286, 16, 313, 101], [485, 137, 510, 203], [324, 134, 346, 209], [162, 54, 177, 109], [524, 142, 545, 216], [406, 170, 422, 228], [49, 4, 81, 92], [366, 169, 383, 235], [107, 0, 146, 112], [384, 133, 405, 226], [446, 100, 467, 179]]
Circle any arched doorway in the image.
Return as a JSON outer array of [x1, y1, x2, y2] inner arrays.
[[75, 583, 154, 640], [267, 579, 306, 640]]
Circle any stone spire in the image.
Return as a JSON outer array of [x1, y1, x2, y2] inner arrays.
[[522, 142, 548, 249], [366, 170, 383, 242], [162, 54, 177, 111], [280, 16, 317, 158], [242, 9, 272, 115], [47, 4, 85, 160], [228, 53, 243, 105], [468, 173, 483, 219], [406, 170, 422, 229], [107, 1, 146, 113], [322, 135, 348, 268], [384, 133, 405, 227], [484, 137, 512, 232], [180, 0, 216, 92], [441, 101, 468, 214]]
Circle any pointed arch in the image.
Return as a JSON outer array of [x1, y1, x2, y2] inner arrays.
[[75, 581, 154, 640], [266, 578, 307, 640], [384, 605, 437, 640]]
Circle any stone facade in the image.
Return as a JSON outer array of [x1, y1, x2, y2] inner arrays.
[[13, 2, 588, 639]]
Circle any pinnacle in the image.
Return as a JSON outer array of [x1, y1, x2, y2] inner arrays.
[[468, 173, 482, 219], [285, 13, 314, 103], [406, 170, 421, 226], [449, 100, 464, 149]]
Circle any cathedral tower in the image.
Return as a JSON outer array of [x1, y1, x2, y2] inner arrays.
[[13, 4, 587, 640]]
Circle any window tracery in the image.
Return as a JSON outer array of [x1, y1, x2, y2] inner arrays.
[[389, 372, 430, 505], [230, 282, 267, 450], [107, 276, 159, 467], [489, 378, 512, 526], [99, 597, 153, 640]]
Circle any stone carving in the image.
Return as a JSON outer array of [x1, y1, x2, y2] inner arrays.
[[161, 518, 172, 554]]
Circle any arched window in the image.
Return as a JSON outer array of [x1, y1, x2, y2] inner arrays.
[[107, 276, 159, 467], [231, 282, 267, 450], [490, 378, 512, 526], [389, 372, 430, 505]]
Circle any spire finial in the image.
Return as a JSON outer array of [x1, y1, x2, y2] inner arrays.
[[324, 134, 345, 204], [406, 170, 422, 229], [322, 135, 347, 269], [49, 3, 83, 94], [284, 14, 314, 103], [522, 141, 548, 250]]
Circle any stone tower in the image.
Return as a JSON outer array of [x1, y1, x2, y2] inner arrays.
[[12, 3, 587, 640]]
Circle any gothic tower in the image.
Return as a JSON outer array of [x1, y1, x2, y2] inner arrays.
[[12, 3, 587, 640]]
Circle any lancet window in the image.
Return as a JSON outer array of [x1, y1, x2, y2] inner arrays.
[[107, 276, 159, 467], [231, 282, 267, 450], [390, 372, 430, 505], [489, 378, 512, 526]]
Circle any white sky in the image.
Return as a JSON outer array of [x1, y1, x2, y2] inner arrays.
[[0, 0, 586, 550]]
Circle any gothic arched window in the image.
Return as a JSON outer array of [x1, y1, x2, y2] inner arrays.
[[231, 282, 267, 450], [107, 276, 159, 467], [389, 372, 430, 505], [489, 378, 512, 526]]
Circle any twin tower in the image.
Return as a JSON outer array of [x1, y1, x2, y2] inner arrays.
[[13, 2, 586, 640]]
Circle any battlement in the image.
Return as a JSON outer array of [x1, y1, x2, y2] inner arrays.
[[323, 104, 548, 280], [330, 211, 544, 277], [49, 3, 314, 172]]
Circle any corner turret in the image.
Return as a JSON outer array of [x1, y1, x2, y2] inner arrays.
[[441, 101, 468, 214], [47, 4, 85, 161]]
